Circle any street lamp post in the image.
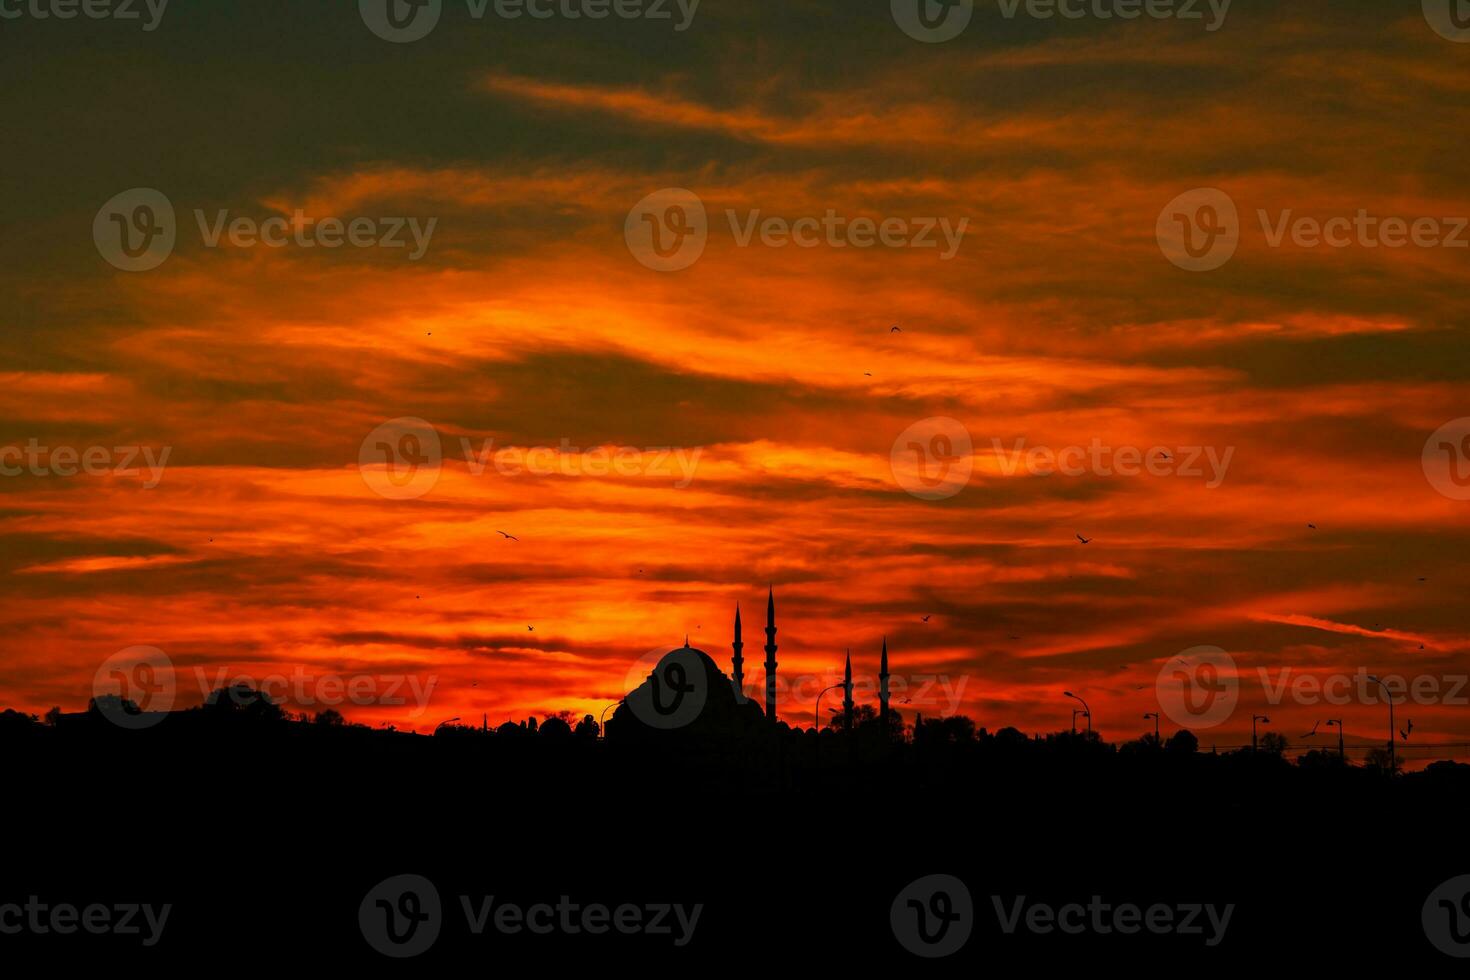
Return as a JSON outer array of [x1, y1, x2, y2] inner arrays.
[[1070, 709, 1084, 735], [1367, 675, 1397, 774], [598, 702, 619, 740], [1250, 714, 1270, 751], [1063, 691, 1092, 734], [1144, 712, 1160, 745], [815, 683, 844, 733], [1250, 714, 1271, 751], [1325, 718, 1344, 760], [433, 716, 461, 735]]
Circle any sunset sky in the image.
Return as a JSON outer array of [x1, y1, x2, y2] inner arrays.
[[2, 1, 1467, 755]]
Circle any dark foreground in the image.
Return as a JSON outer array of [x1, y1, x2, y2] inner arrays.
[[6, 713, 1470, 970]]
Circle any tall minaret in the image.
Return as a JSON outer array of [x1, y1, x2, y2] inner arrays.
[[879, 636, 891, 729], [731, 603, 746, 702], [842, 649, 854, 732], [763, 586, 778, 725]]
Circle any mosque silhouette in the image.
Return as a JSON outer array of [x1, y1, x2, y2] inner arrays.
[[608, 587, 893, 739]]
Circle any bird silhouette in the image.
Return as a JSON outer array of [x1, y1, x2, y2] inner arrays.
[[527, 625, 534, 632], [1156, 452, 1171, 460], [1401, 719, 1414, 740], [1076, 534, 1091, 544], [1301, 721, 1320, 738], [890, 325, 902, 333], [1307, 523, 1317, 529], [864, 372, 873, 377], [921, 614, 932, 623], [497, 531, 519, 541]]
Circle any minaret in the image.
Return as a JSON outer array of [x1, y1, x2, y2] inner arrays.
[[731, 604, 746, 702], [879, 636, 890, 729], [763, 586, 778, 725], [842, 649, 854, 732]]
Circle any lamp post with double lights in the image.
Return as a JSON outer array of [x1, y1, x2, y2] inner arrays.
[[1064, 691, 1092, 735]]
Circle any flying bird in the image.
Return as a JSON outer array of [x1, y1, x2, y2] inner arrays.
[[1301, 721, 1320, 738], [1401, 720, 1414, 740], [497, 531, 519, 541], [890, 325, 902, 333], [527, 625, 534, 632], [1076, 534, 1091, 544], [1307, 523, 1317, 529], [864, 372, 873, 377], [1156, 452, 1171, 460], [921, 614, 931, 623]]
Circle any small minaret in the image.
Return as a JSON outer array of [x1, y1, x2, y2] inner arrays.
[[842, 649, 854, 732], [879, 636, 890, 729], [764, 586, 778, 725], [731, 603, 746, 702]]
